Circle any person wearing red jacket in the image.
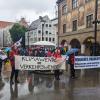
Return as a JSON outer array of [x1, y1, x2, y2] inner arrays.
[[47, 49, 52, 57], [68, 53, 75, 78], [9, 46, 19, 84], [53, 49, 62, 58], [53, 48, 62, 80]]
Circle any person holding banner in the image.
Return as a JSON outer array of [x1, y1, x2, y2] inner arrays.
[[53, 48, 62, 80], [68, 53, 75, 79], [9, 46, 19, 84]]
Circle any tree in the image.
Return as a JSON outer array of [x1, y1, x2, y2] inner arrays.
[[10, 23, 27, 47]]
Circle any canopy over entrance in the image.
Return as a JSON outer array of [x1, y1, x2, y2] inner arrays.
[[32, 41, 56, 47]]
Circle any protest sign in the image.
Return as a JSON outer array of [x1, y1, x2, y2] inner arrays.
[[15, 55, 66, 70], [0, 51, 7, 60], [74, 56, 100, 69]]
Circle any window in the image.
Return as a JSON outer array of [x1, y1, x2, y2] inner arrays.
[[72, 0, 78, 9], [49, 38, 51, 41], [34, 38, 37, 41], [38, 38, 41, 41], [46, 31, 48, 34], [49, 32, 52, 34], [63, 24, 66, 33], [62, 5, 67, 15], [72, 20, 77, 31], [49, 24, 51, 27], [38, 30, 41, 33], [46, 24, 48, 27], [86, 14, 93, 28], [53, 38, 55, 42], [46, 37, 48, 41], [42, 24, 44, 27], [42, 37, 44, 41], [85, 0, 91, 3]]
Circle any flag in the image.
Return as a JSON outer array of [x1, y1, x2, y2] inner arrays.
[[14, 37, 22, 47]]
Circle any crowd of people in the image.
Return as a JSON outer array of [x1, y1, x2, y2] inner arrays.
[[0, 45, 77, 85]]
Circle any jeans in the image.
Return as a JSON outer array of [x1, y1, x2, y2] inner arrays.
[[70, 64, 75, 78], [10, 66, 19, 82]]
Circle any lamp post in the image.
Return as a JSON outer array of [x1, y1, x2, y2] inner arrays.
[[93, 0, 99, 55], [27, 31, 30, 55], [39, 16, 46, 41], [42, 23, 44, 41]]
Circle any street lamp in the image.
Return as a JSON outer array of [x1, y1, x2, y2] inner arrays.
[[39, 16, 46, 41], [93, 0, 100, 55], [27, 31, 30, 55]]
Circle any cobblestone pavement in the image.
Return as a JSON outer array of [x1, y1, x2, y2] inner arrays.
[[0, 69, 100, 100]]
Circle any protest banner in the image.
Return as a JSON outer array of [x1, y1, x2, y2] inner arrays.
[[15, 55, 66, 70], [74, 56, 100, 69]]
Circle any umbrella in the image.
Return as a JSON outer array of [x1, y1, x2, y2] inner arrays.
[[32, 41, 56, 46], [66, 48, 79, 56], [4, 47, 11, 52]]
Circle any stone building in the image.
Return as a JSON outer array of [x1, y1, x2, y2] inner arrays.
[[0, 18, 28, 48], [25, 16, 57, 46], [0, 21, 14, 47], [57, 0, 100, 55]]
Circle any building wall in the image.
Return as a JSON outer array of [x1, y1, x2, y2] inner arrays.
[[3, 25, 13, 47], [0, 25, 12, 47], [58, 0, 100, 48], [25, 19, 57, 46], [0, 30, 3, 47]]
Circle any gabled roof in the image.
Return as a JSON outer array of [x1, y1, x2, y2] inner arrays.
[[0, 21, 14, 29], [19, 18, 28, 28], [56, 0, 65, 4], [29, 15, 49, 30]]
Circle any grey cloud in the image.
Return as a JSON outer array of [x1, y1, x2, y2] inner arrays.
[[0, 0, 56, 12], [0, 0, 56, 21]]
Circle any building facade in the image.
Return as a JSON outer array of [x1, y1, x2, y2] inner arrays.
[[0, 21, 14, 47], [25, 16, 57, 46], [0, 18, 28, 48], [57, 0, 100, 55]]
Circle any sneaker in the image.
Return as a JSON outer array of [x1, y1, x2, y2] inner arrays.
[[10, 81, 14, 84]]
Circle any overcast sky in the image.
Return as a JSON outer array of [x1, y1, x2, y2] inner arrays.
[[0, 0, 57, 23]]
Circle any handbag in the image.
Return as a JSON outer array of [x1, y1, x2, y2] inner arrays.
[[4, 60, 12, 71]]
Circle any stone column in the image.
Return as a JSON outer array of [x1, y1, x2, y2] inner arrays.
[[81, 44, 85, 54], [68, 45, 71, 50]]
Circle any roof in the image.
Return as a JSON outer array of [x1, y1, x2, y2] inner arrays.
[[29, 15, 50, 30], [51, 17, 58, 21], [0, 21, 14, 29], [56, 0, 65, 4], [32, 41, 56, 46], [19, 18, 28, 28]]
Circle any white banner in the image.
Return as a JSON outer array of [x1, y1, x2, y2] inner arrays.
[[15, 55, 66, 70], [74, 56, 100, 69]]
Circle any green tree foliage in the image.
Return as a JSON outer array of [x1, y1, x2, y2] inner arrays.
[[9, 23, 27, 47]]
